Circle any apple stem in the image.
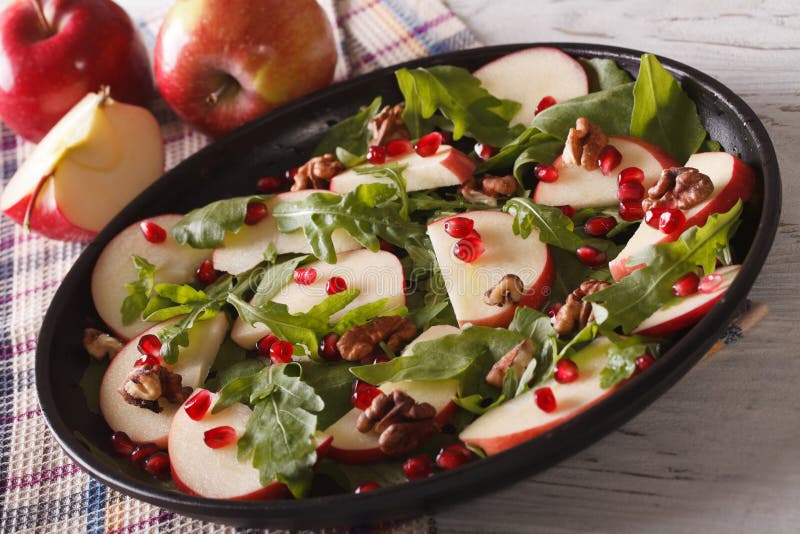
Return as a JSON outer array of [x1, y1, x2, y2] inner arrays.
[[205, 77, 238, 107], [29, 0, 52, 36]]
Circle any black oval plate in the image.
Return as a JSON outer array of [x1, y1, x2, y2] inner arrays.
[[36, 43, 781, 529]]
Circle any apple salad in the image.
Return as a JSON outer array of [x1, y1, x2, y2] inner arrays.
[[81, 48, 754, 499]]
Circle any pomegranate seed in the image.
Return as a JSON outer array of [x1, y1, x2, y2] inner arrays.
[[184, 390, 212, 421], [270, 341, 294, 364], [196, 260, 218, 285], [244, 202, 268, 225], [403, 454, 432, 480], [256, 176, 284, 193], [319, 332, 342, 362], [326, 276, 348, 295], [414, 132, 443, 157], [635, 353, 656, 371], [658, 208, 685, 234], [372, 355, 391, 364], [617, 166, 645, 185], [598, 145, 622, 175], [558, 205, 576, 218], [367, 145, 387, 164], [285, 167, 298, 180], [294, 267, 318, 285], [554, 358, 580, 384], [534, 164, 559, 183], [139, 220, 166, 243], [143, 451, 171, 478], [110, 431, 135, 457], [535, 95, 557, 115], [545, 302, 563, 318], [453, 231, 485, 263], [351, 380, 382, 410], [355, 481, 380, 494], [386, 139, 413, 157], [576, 245, 607, 267], [534, 386, 557, 413], [644, 207, 667, 228], [204, 425, 237, 449], [130, 443, 160, 467], [617, 181, 645, 203], [474, 142, 498, 161], [444, 216, 474, 238], [619, 201, 644, 221], [584, 216, 617, 237], [134, 354, 161, 367], [672, 272, 700, 297], [435, 443, 475, 470], [699, 273, 724, 294], [136, 334, 161, 358], [256, 334, 279, 357]]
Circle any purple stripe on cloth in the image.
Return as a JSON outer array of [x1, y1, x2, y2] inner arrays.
[[106, 511, 176, 534], [336, 0, 381, 26], [0, 232, 34, 251], [0, 407, 41, 424], [1, 463, 82, 491], [0, 279, 61, 306], [0, 338, 37, 360]]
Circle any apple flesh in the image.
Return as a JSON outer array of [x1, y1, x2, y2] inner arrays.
[[460, 337, 616, 455], [230, 249, 406, 349], [212, 190, 360, 275], [98, 313, 229, 447], [473, 47, 589, 126], [91, 214, 211, 341], [0, 91, 164, 242], [427, 211, 554, 328], [610, 152, 755, 280], [328, 145, 476, 195], [533, 136, 677, 209]]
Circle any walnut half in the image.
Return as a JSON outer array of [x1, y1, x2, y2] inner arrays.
[[459, 174, 517, 206], [642, 166, 714, 212], [369, 104, 410, 146], [83, 328, 123, 361], [562, 117, 608, 171], [336, 316, 418, 362], [484, 274, 525, 307], [290, 153, 345, 191], [357, 389, 439, 457], [485, 339, 535, 388], [119, 365, 192, 414], [552, 279, 611, 336]]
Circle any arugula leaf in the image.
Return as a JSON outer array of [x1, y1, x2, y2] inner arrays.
[[579, 58, 633, 91], [407, 191, 493, 214], [630, 54, 707, 163], [532, 83, 634, 140], [120, 255, 156, 325], [599, 334, 660, 388], [251, 256, 307, 307], [314, 96, 382, 159], [507, 307, 559, 390], [300, 361, 360, 429], [332, 298, 391, 335], [205, 358, 265, 392], [548, 247, 613, 302], [171, 195, 267, 249], [475, 127, 563, 178], [454, 393, 505, 415], [316, 459, 406, 491], [353, 163, 410, 220]]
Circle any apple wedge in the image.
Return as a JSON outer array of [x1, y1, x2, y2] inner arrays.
[[427, 211, 554, 328], [473, 47, 589, 126], [634, 265, 740, 337], [533, 136, 677, 209], [212, 190, 360, 275], [1, 90, 164, 242], [610, 152, 755, 280], [328, 145, 476, 195], [230, 249, 406, 349], [91, 214, 211, 340], [460, 337, 616, 455], [98, 313, 229, 447]]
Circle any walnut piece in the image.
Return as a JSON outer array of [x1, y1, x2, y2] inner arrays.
[[290, 153, 345, 191], [552, 279, 611, 336], [485, 339, 535, 388], [562, 117, 608, 171], [119, 365, 192, 413], [484, 274, 525, 307], [336, 316, 418, 362], [369, 104, 410, 146], [83, 328, 123, 361], [357, 389, 439, 457], [642, 166, 714, 211], [459, 174, 517, 206]]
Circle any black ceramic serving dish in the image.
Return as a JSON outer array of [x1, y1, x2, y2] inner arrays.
[[36, 43, 781, 529]]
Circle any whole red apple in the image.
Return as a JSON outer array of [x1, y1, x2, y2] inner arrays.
[[154, 0, 337, 138], [0, 0, 153, 142]]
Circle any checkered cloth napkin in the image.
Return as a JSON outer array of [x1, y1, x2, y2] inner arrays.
[[0, 1, 766, 532]]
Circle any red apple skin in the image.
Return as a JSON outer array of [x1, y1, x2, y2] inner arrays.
[[635, 293, 723, 338], [439, 147, 478, 183], [172, 472, 290, 501], [154, 0, 337, 138], [0, 0, 153, 142]]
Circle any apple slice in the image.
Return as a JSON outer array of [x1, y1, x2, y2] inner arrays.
[[1, 90, 164, 242], [98, 313, 229, 447], [610, 152, 755, 280], [91, 214, 211, 340], [427, 211, 554, 328], [533, 136, 677, 209], [328, 145, 476, 195], [230, 249, 406, 349], [473, 47, 589, 126], [634, 265, 740, 337], [460, 337, 616, 455], [212, 190, 361, 275]]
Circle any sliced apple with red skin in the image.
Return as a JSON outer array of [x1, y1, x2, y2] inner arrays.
[[610, 152, 755, 280], [212, 190, 361, 275], [98, 313, 229, 448], [460, 337, 617, 455], [230, 248, 406, 349], [0, 90, 164, 242], [91, 214, 211, 340], [473, 47, 589, 127], [428, 211, 554, 328], [533, 136, 677, 209], [633, 265, 740, 337], [328, 145, 476, 195]]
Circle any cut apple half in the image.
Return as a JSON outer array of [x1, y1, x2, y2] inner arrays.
[[328, 145, 476, 195], [91, 214, 212, 340], [460, 337, 616, 455], [428, 210, 554, 328], [610, 152, 755, 280], [533, 136, 677, 209], [98, 313, 229, 447], [473, 47, 589, 127], [230, 248, 406, 349]]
